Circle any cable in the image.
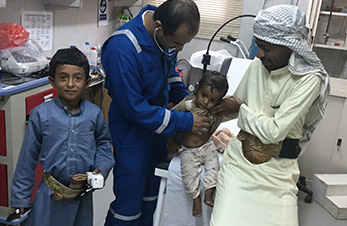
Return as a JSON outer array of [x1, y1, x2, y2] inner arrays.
[[202, 14, 256, 73], [123, 7, 134, 19]]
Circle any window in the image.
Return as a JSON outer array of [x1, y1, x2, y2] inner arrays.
[[142, 0, 244, 40]]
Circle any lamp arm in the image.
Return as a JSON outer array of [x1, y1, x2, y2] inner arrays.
[[202, 14, 256, 73]]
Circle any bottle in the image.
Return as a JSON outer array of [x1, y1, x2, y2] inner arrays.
[[90, 47, 98, 67], [91, 66, 98, 79], [82, 42, 91, 64], [96, 44, 102, 65]]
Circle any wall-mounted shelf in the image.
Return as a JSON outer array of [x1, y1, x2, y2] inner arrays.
[[320, 11, 347, 17], [113, 0, 138, 7], [310, 0, 347, 82], [43, 0, 81, 10], [314, 43, 347, 50]]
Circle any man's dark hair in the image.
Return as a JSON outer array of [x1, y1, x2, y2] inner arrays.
[[49, 48, 89, 80], [199, 70, 229, 97], [153, 0, 200, 36]]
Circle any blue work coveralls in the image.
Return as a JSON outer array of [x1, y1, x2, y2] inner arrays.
[[101, 4, 194, 226]]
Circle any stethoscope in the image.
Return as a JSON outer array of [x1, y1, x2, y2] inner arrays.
[[153, 27, 178, 61], [153, 27, 178, 106]]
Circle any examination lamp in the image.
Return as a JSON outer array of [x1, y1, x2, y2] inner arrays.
[[202, 14, 256, 73]]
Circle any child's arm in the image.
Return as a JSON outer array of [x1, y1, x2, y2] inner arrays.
[[93, 111, 115, 180], [10, 109, 42, 209]]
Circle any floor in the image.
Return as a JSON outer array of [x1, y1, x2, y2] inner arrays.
[[298, 192, 347, 226], [93, 173, 347, 226]]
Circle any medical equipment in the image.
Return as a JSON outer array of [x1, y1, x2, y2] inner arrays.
[[201, 14, 256, 73], [220, 35, 249, 59], [0, 40, 49, 77], [153, 27, 177, 61]]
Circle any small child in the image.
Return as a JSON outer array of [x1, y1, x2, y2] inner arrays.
[[168, 70, 231, 217], [9, 48, 115, 226]]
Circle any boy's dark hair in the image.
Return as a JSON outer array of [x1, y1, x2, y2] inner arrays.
[[153, 0, 200, 36], [49, 48, 89, 80], [199, 70, 229, 97]]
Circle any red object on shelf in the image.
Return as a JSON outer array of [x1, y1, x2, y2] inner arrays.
[[0, 110, 6, 156], [334, 43, 341, 46], [0, 164, 8, 207]]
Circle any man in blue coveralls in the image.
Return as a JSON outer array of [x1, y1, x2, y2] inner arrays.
[[101, 0, 210, 225]]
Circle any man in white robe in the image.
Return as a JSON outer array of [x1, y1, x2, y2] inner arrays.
[[210, 5, 329, 226]]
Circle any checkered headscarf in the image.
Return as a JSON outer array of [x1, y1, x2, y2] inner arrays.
[[253, 5, 330, 147]]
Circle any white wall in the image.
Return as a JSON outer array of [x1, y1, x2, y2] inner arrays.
[[0, 0, 116, 57], [0, 0, 310, 59], [178, 0, 310, 61]]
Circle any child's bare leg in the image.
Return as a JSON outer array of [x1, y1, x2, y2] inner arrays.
[[204, 187, 215, 207], [192, 195, 202, 217]]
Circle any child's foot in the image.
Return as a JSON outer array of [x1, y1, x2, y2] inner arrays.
[[204, 187, 215, 207], [192, 195, 202, 217]]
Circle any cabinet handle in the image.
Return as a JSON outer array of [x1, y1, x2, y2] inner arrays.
[[43, 93, 54, 102], [337, 138, 342, 152]]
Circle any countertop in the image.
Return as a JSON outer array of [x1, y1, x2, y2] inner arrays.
[[0, 73, 104, 97], [0, 77, 50, 96]]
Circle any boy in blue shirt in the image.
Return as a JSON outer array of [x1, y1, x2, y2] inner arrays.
[[9, 48, 114, 226]]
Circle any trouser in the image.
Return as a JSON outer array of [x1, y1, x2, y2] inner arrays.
[[25, 180, 93, 226], [104, 132, 166, 226], [179, 140, 220, 199]]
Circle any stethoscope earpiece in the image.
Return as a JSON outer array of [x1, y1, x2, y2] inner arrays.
[[153, 26, 177, 61]]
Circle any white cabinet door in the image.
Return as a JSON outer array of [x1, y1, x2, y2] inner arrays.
[[299, 95, 347, 179]]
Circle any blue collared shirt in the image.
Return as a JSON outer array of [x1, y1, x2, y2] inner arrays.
[[10, 98, 114, 207]]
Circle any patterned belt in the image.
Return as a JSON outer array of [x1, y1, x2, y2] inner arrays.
[[43, 172, 85, 200], [237, 130, 283, 164]]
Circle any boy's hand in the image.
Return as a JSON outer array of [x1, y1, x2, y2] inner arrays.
[[51, 191, 65, 202], [92, 168, 103, 176], [7, 207, 25, 221]]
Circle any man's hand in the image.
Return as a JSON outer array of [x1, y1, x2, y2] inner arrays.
[[191, 113, 210, 135], [209, 96, 243, 115]]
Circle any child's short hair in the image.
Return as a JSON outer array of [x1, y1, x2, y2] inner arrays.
[[49, 48, 89, 80], [199, 70, 229, 97]]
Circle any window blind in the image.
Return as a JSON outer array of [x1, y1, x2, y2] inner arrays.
[[142, 0, 244, 40]]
